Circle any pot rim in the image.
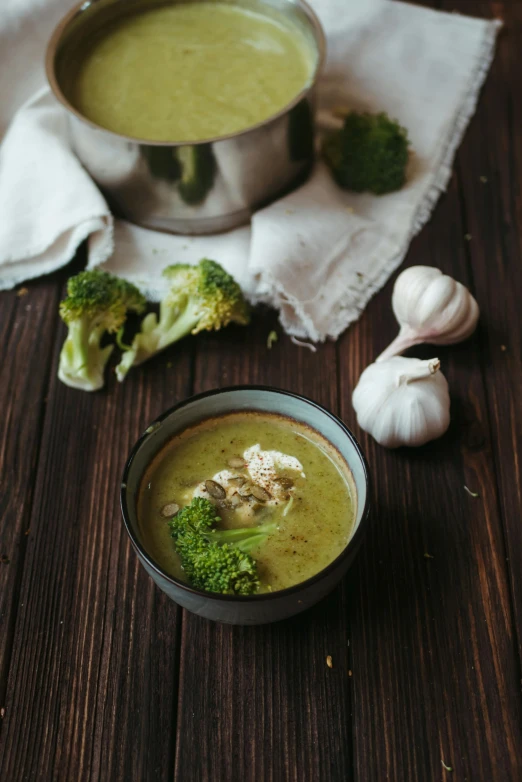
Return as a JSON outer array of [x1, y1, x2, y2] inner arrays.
[[120, 385, 371, 603], [45, 0, 326, 147]]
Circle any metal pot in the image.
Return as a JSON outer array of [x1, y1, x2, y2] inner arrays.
[[45, 0, 325, 235]]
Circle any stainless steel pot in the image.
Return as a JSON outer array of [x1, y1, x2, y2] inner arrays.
[[45, 0, 325, 235]]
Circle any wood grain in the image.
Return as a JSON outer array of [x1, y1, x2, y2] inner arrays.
[[173, 316, 354, 782], [0, 280, 60, 713], [1, 2, 522, 780], [450, 0, 522, 662], [338, 169, 522, 780], [0, 294, 193, 781]]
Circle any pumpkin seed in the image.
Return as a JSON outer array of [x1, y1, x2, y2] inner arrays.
[[238, 483, 254, 498], [161, 502, 179, 518], [228, 456, 245, 469], [228, 475, 246, 486], [205, 479, 226, 499], [250, 484, 271, 502]]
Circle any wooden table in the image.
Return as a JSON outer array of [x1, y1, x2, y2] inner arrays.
[[1, 1, 521, 779]]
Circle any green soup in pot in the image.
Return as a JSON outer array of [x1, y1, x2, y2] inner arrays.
[[138, 411, 356, 593], [69, 2, 317, 143]]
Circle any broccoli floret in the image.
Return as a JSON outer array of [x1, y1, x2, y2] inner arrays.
[[116, 259, 249, 381], [169, 495, 220, 538], [323, 111, 409, 195], [176, 144, 216, 205], [58, 270, 146, 391], [169, 497, 276, 595]]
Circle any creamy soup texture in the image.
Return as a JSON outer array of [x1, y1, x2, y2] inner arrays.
[[70, 3, 316, 142], [138, 412, 356, 592]]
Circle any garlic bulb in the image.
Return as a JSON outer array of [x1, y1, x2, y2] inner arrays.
[[377, 266, 479, 362], [352, 357, 450, 448]]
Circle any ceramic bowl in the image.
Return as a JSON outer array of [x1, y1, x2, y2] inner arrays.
[[121, 386, 371, 625]]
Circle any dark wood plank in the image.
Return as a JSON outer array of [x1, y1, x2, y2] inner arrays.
[[0, 279, 60, 715], [0, 308, 193, 781], [449, 0, 522, 662], [1, 4, 521, 782], [337, 170, 522, 780], [173, 317, 354, 782]]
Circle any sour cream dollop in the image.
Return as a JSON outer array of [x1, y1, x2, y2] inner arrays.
[[192, 444, 304, 518]]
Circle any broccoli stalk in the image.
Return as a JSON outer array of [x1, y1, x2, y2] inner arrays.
[[116, 259, 249, 381], [168, 497, 276, 595], [207, 525, 277, 554], [58, 270, 146, 391], [323, 111, 410, 195]]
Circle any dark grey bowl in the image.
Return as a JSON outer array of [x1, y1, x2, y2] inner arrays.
[[121, 386, 371, 625]]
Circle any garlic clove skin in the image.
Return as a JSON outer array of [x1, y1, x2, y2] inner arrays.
[[376, 266, 479, 362], [352, 356, 450, 448], [393, 268, 479, 343]]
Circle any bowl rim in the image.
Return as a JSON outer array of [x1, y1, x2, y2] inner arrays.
[[45, 0, 327, 148], [121, 385, 371, 602]]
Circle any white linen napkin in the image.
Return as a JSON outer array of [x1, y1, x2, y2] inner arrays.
[[0, 0, 500, 340]]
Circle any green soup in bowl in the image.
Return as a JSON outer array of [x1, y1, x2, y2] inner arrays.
[[121, 387, 371, 625], [139, 410, 356, 593]]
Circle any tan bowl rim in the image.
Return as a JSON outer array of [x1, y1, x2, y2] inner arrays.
[[45, 0, 326, 147]]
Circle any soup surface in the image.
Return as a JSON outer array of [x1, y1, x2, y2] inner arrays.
[[138, 411, 356, 592], [69, 3, 316, 142]]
